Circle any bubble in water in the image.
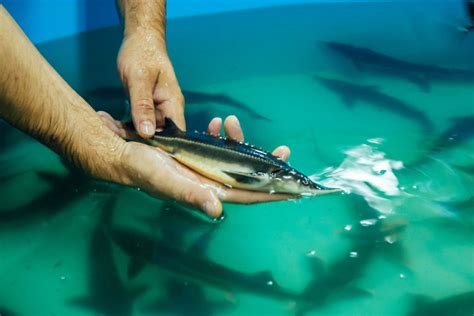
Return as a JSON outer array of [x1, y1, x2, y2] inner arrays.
[[349, 251, 358, 258], [384, 235, 398, 244], [267, 280, 274, 286], [306, 250, 317, 257], [60, 276, 67, 281], [399, 273, 406, 279], [368, 138, 384, 144], [360, 219, 377, 226], [344, 224, 352, 231], [318, 144, 404, 214]]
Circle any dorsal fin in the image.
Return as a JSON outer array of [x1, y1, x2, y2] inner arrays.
[[164, 117, 180, 130], [160, 117, 184, 136]]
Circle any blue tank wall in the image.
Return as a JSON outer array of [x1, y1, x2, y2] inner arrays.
[[3, 0, 460, 44], [0, 0, 416, 44]]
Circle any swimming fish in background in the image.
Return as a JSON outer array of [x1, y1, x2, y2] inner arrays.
[[431, 115, 474, 152], [461, 0, 474, 32], [315, 76, 435, 133], [145, 118, 338, 196], [85, 87, 271, 122], [406, 291, 474, 316], [323, 41, 474, 92], [182, 90, 271, 122]]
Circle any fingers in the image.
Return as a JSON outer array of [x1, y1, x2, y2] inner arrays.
[[128, 72, 157, 138], [223, 115, 244, 142], [97, 111, 140, 140], [272, 145, 291, 161], [153, 68, 186, 130], [97, 111, 122, 135], [207, 117, 222, 136]]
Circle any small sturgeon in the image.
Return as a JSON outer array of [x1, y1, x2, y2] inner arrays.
[[146, 118, 337, 196]]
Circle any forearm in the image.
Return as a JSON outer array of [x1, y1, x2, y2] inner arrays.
[[118, 0, 166, 42], [0, 6, 126, 182]]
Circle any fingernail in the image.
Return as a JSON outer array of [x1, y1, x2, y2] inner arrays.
[[230, 115, 240, 128], [140, 120, 154, 135]]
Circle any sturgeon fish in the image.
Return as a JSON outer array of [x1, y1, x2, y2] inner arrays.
[[146, 118, 337, 196]]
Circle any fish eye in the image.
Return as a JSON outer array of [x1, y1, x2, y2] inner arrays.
[[302, 178, 309, 185]]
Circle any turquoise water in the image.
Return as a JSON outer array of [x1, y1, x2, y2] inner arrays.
[[1, 2, 473, 315]]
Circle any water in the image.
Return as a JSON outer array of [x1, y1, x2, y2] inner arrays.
[[1, 2, 473, 315]]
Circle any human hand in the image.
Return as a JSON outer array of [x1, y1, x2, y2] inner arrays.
[[98, 112, 292, 218], [118, 29, 185, 138]]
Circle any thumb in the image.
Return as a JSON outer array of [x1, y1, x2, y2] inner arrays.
[[128, 75, 157, 138]]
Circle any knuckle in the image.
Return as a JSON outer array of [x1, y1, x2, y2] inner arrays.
[[132, 100, 155, 111], [175, 92, 185, 107], [180, 189, 197, 206]]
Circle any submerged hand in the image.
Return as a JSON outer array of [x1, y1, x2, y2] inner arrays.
[[99, 112, 292, 217], [118, 29, 185, 138]]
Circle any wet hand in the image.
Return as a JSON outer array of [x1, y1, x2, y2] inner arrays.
[[99, 112, 292, 217], [118, 29, 185, 138]]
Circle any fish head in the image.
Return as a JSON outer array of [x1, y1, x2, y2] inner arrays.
[[268, 167, 339, 196]]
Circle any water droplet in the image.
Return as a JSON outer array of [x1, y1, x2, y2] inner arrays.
[[360, 219, 377, 226], [60, 276, 67, 281], [399, 273, 406, 279], [306, 250, 317, 257], [267, 280, 274, 286], [400, 186, 405, 191], [349, 251, 358, 258], [412, 185, 417, 189], [344, 225, 352, 231], [269, 189, 276, 195], [378, 215, 386, 219], [136, 187, 141, 191]]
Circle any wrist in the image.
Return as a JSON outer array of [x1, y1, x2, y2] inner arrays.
[[120, 0, 167, 43], [63, 104, 130, 185]]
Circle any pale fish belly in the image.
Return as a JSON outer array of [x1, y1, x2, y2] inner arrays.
[[172, 149, 266, 189]]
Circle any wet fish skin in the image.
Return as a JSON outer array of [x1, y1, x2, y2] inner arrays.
[[147, 118, 337, 195]]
